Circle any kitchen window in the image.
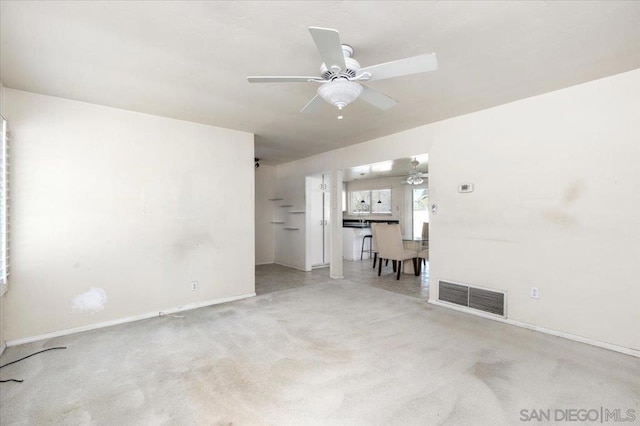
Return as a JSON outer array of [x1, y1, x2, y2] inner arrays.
[[349, 189, 392, 215]]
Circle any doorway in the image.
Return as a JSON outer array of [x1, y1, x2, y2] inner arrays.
[[412, 188, 429, 239]]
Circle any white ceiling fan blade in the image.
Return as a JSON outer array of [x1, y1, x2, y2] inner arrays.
[[300, 94, 326, 113], [247, 76, 319, 83], [359, 86, 398, 110], [360, 53, 437, 82], [308, 27, 346, 71]]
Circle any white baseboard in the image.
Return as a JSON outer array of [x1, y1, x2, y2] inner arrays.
[[255, 261, 274, 266], [274, 261, 309, 272], [312, 264, 330, 270], [428, 300, 640, 358], [6, 292, 256, 348], [0, 341, 6, 357]]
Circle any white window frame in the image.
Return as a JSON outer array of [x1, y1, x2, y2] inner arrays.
[[0, 116, 8, 296], [349, 188, 392, 215]]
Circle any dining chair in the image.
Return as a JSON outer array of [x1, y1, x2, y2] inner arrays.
[[421, 222, 430, 250], [417, 249, 429, 274], [370, 222, 388, 269], [421, 222, 429, 239], [418, 222, 430, 273], [376, 224, 419, 280]]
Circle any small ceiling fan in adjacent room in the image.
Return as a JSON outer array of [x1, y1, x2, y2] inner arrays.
[[247, 27, 438, 119], [404, 158, 428, 185]]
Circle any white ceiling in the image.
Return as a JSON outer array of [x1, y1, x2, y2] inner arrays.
[[2, 1, 639, 165]]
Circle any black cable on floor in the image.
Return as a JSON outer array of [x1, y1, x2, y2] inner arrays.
[[0, 346, 67, 383]]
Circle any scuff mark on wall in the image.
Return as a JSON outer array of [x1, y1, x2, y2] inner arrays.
[[544, 210, 576, 227], [72, 288, 108, 314], [563, 181, 584, 203], [544, 181, 585, 227]]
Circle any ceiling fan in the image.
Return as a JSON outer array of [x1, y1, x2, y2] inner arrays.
[[247, 27, 438, 118], [404, 159, 428, 185]]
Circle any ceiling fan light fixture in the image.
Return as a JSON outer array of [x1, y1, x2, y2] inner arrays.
[[406, 173, 425, 185], [317, 79, 363, 110], [406, 158, 426, 185]]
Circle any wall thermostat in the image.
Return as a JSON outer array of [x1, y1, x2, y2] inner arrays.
[[458, 183, 474, 193]]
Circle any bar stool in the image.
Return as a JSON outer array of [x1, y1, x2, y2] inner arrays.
[[360, 234, 373, 260]]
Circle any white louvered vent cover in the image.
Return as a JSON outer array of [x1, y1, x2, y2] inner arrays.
[[439, 281, 506, 317]]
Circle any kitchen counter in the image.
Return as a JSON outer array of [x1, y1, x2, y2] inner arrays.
[[342, 220, 399, 260], [342, 219, 399, 228], [343, 227, 372, 260]]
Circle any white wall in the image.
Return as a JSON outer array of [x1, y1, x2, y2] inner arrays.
[[3, 89, 255, 342], [255, 163, 275, 265], [428, 69, 640, 352], [273, 165, 310, 270], [275, 69, 640, 351]]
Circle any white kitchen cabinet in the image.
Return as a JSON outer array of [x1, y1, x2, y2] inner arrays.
[[307, 173, 331, 267]]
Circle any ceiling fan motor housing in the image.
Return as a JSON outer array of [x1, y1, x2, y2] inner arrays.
[[320, 45, 360, 80]]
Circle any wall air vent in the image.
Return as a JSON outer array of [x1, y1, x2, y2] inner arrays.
[[439, 281, 469, 307], [438, 281, 506, 318]]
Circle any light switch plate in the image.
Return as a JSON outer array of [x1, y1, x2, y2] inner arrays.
[[530, 287, 539, 299]]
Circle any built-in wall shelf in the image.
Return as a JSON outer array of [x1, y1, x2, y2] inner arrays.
[[289, 211, 305, 214], [283, 227, 299, 230], [268, 198, 284, 201], [280, 204, 293, 208], [270, 221, 285, 224]]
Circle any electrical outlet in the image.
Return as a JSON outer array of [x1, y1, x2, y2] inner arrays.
[[191, 281, 198, 291], [530, 287, 539, 299]]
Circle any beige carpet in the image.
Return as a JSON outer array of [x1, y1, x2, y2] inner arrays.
[[1, 280, 638, 425]]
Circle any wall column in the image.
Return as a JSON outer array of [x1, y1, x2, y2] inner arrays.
[[329, 168, 343, 279]]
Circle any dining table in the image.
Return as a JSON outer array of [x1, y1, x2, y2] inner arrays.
[[402, 237, 429, 274]]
